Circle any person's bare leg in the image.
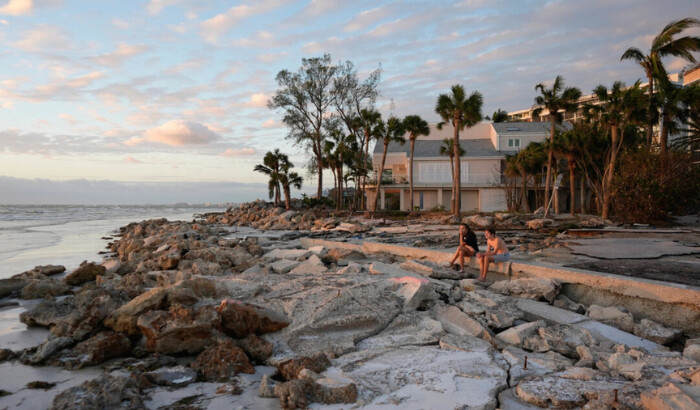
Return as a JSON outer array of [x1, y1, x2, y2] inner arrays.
[[448, 248, 460, 267], [459, 248, 465, 272]]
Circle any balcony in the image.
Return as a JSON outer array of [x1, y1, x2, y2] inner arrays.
[[366, 173, 504, 187]]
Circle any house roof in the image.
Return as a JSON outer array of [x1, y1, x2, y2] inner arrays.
[[374, 138, 499, 157], [492, 121, 572, 134]]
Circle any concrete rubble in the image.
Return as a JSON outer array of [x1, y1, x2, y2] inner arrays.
[[0, 207, 697, 409]]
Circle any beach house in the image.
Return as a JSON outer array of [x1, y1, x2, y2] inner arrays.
[[367, 121, 565, 212]]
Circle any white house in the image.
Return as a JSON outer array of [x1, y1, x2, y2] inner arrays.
[[367, 121, 569, 212]]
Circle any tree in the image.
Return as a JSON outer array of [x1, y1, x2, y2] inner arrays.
[[278, 160, 304, 211], [621, 18, 700, 144], [402, 115, 430, 211], [656, 79, 699, 164], [253, 149, 284, 206], [550, 130, 587, 216], [435, 85, 483, 216], [372, 116, 405, 212], [584, 81, 646, 219], [268, 54, 337, 199], [491, 108, 508, 123], [532, 75, 582, 217], [439, 138, 465, 210]]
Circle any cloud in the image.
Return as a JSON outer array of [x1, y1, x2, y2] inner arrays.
[[261, 119, 280, 129], [344, 5, 394, 32], [90, 43, 150, 67], [58, 113, 77, 125], [0, 0, 32, 16], [200, 0, 292, 43], [146, 0, 197, 14], [11, 24, 70, 52], [123, 156, 142, 163], [134, 120, 221, 146], [247, 93, 268, 108], [220, 147, 256, 157]]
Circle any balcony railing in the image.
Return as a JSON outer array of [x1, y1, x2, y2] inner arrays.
[[366, 173, 503, 186]]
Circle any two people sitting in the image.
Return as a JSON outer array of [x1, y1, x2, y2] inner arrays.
[[447, 224, 509, 281]]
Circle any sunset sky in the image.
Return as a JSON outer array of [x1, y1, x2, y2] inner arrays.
[[1, 0, 698, 204]]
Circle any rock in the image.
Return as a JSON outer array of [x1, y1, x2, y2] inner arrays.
[[464, 214, 494, 227], [50, 374, 144, 410], [399, 260, 434, 276], [262, 249, 311, 262], [104, 287, 170, 336], [102, 259, 122, 275], [530, 324, 596, 358], [137, 305, 219, 354], [235, 334, 273, 363], [217, 300, 290, 338], [321, 248, 365, 265], [0, 278, 28, 297], [27, 265, 66, 277], [20, 336, 74, 365], [502, 346, 574, 385], [684, 338, 700, 363], [278, 353, 331, 380], [0, 348, 15, 362], [489, 278, 561, 303], [289, 258, 328, 275], [641, 382, 700, 410], [158, 251, 180, 270], [431, 304, 500, 348], [357, 312, 444, 349], [20, 278, 70, 299], [331, 345, 507, 408], [191, 340, 255, 381], [496, 320, 546, 346], [270, 259, 300, 274], [64, 261, 106, 286], [259, 374, 276, 398], [391, 276, 434, 311], [586, 305, 635, 333], [53, 331, 131, 369], [145, 365, 197, 387], [633, 319, 682, 346], [192, 260, 224, 276], [335, 222, 368, 233], [552, 294, 586, 314], [526, 218, 552, 229], [514, 371, 626, 408], [439, 333, 494, 354]]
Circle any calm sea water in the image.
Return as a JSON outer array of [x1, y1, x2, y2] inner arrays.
[[0, 205, 228, 279]]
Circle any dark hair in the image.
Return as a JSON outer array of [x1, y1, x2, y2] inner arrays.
[[460, 223, 471, 232], [486, 227, 496, 235]]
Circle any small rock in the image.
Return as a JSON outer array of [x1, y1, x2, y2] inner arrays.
[[586, 305, 635, 333], [51, 374, 144, 410], [633, 319, 682, 346], [145, 365, 198, 387], [191, 340, 255, 381], [64, 261, 106, 286]]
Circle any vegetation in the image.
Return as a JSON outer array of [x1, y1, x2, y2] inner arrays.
[[262, 18, 699, 223]]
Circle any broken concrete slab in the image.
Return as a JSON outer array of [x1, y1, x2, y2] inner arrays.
[[634, 319, 682, 346], [368, 261, 413, 277], [262, 248, 312, 262], [489, 278, 561, 303], [586, 304, 635, 333], [501, 346, 574, 385], [430, 304, 500, 348], [356, 312, 444, 350], [515, 371, 627, 408], [269, 259, 300, 274], [566, 238, 699, 260], [641, 382, 700, 410], [496, 320, 546, 346], [399, 260, 434, 276], [390, 276, 435, 311], [516, 298, 588, 326], [575, 320, 664, 352]]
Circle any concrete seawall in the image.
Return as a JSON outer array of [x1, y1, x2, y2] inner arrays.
[[300, 237, 700, 332]]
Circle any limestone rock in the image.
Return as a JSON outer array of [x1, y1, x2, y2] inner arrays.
[[262, 248, 311, 262], [137, 305, 219, 354], [586, 305, 635, 333], [0, 278, 28, 297], [235, 334, 273, 363], [489, 278, 561, 303], [641, 382, 700, 410], [502, 346, 574, 385], [52, 331, 131, 369], [464, 214, 494, 227], [270, 259, 300, 274], [20, 278, 70, 299], [496, 320, 546, 346], [102, 259, 122, 275], [527, 218, 552, 229], [217, 300, 290, 338], [633, 319, 682, 346], [144, 365, 197, 387], [515, 371, 626, 408], [191, 340, 254, 381], [277, 353, 331, 381], [684, 338, 700, 363], [64, 261, 106, 286], [391, 275, 435, 311], [431, 304, 500, 348], [20, 336, 74, 365], [357, 312, 444, 349], [50, 374, 145, 410]]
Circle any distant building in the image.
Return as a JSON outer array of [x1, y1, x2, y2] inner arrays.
[[367, 121, 570, 212]]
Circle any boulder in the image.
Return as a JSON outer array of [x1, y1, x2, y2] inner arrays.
[[515, 371, 626, 408], [502, 346, 574, 384], [101, 259, 122, 275], [20, 335, 74, 365], [0, 278, 28, 297], [104, 287, 170, 336], [262, 249, 311, 262], [137, 305, 219, 354], [496, 320, 546, 346], [641, 382, 700, 410], [52, 331, 131, 369], [20, 278, 70, 299], [357, 312, 444, 350], [217, 300, 290, 338], [431, 304, 500, 348], [526, 218, 552, 229], [50, 374, 144, 410], [633, 319, 682, 346], [191, 260, 224, 276], [464, 215, 494, 227], [489, 278, 561, 303], [235, 334, 273, 363], [145, 365, 197, 387], [399, 260, 435, 276], [586, 305, 635, 333], [270, 259, 300, 274], [64, 261, 106, 286], [158, 251, 180, 270], [274, 376, 357, 409], [190, 340, 254, 381], [528, 324, 596, 358], [391, 276, 435, 311], [277, 353, 331, 381], [684, 338, 700, 363]]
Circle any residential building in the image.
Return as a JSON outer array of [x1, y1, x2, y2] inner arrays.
[[367, 121, 570, 212]]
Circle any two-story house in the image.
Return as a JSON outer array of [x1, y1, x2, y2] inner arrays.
[[368, 121, 565, 212]]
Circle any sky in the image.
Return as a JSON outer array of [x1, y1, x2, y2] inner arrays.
[[0, 0, 698, 204]]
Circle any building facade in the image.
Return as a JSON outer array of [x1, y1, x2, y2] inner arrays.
[[367, 121, 567, 212]]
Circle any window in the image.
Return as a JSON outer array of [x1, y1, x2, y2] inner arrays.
[[507, 138, 521, 149]]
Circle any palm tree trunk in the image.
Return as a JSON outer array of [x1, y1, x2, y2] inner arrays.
[[316, 155, 323, 200], [602, 125, 619, 219], [275, 183, 281, 207], [372, 142, 389, 212], [283, 185, 291, 210], [580, 177, 586, 214], [660, 113, 669, 173], [647, 73, 654, 145], [409, 139, 415, 211], [569, 158, 576, 216], [453, 121, 461, 216], [521, 170, 530, 213], [449, 155, 455, 210], [544, 117, 555, 217], [337, 166, 344, 211]]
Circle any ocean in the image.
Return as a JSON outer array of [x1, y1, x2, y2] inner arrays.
[[0, 204, 228, 279]]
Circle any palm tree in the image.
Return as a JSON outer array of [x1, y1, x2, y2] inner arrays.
[[359, 108, 382, 210], [253, 149, 284, 206], [584, 81, 646, 219], [532, 76, 582, 217], [371, 116, 405, 212], [435, 85, 483, 216], [550, 130, 587, 216], [656, 78, 699, 163], [278, 163, 304, 210], [439, 138, 465, 210], [402, 115, 430, 211], [621, 18, 700, 144]]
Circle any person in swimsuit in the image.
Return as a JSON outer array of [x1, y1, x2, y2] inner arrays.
[[476, 228, 509, 281], [447, 223, 479, 273]]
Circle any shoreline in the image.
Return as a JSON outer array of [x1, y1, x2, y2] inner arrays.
[[0, 201, 698, 408]]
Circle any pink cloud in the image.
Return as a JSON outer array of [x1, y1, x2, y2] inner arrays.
[[221, 148, 256, 157], [129, 120, 221, 147]]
